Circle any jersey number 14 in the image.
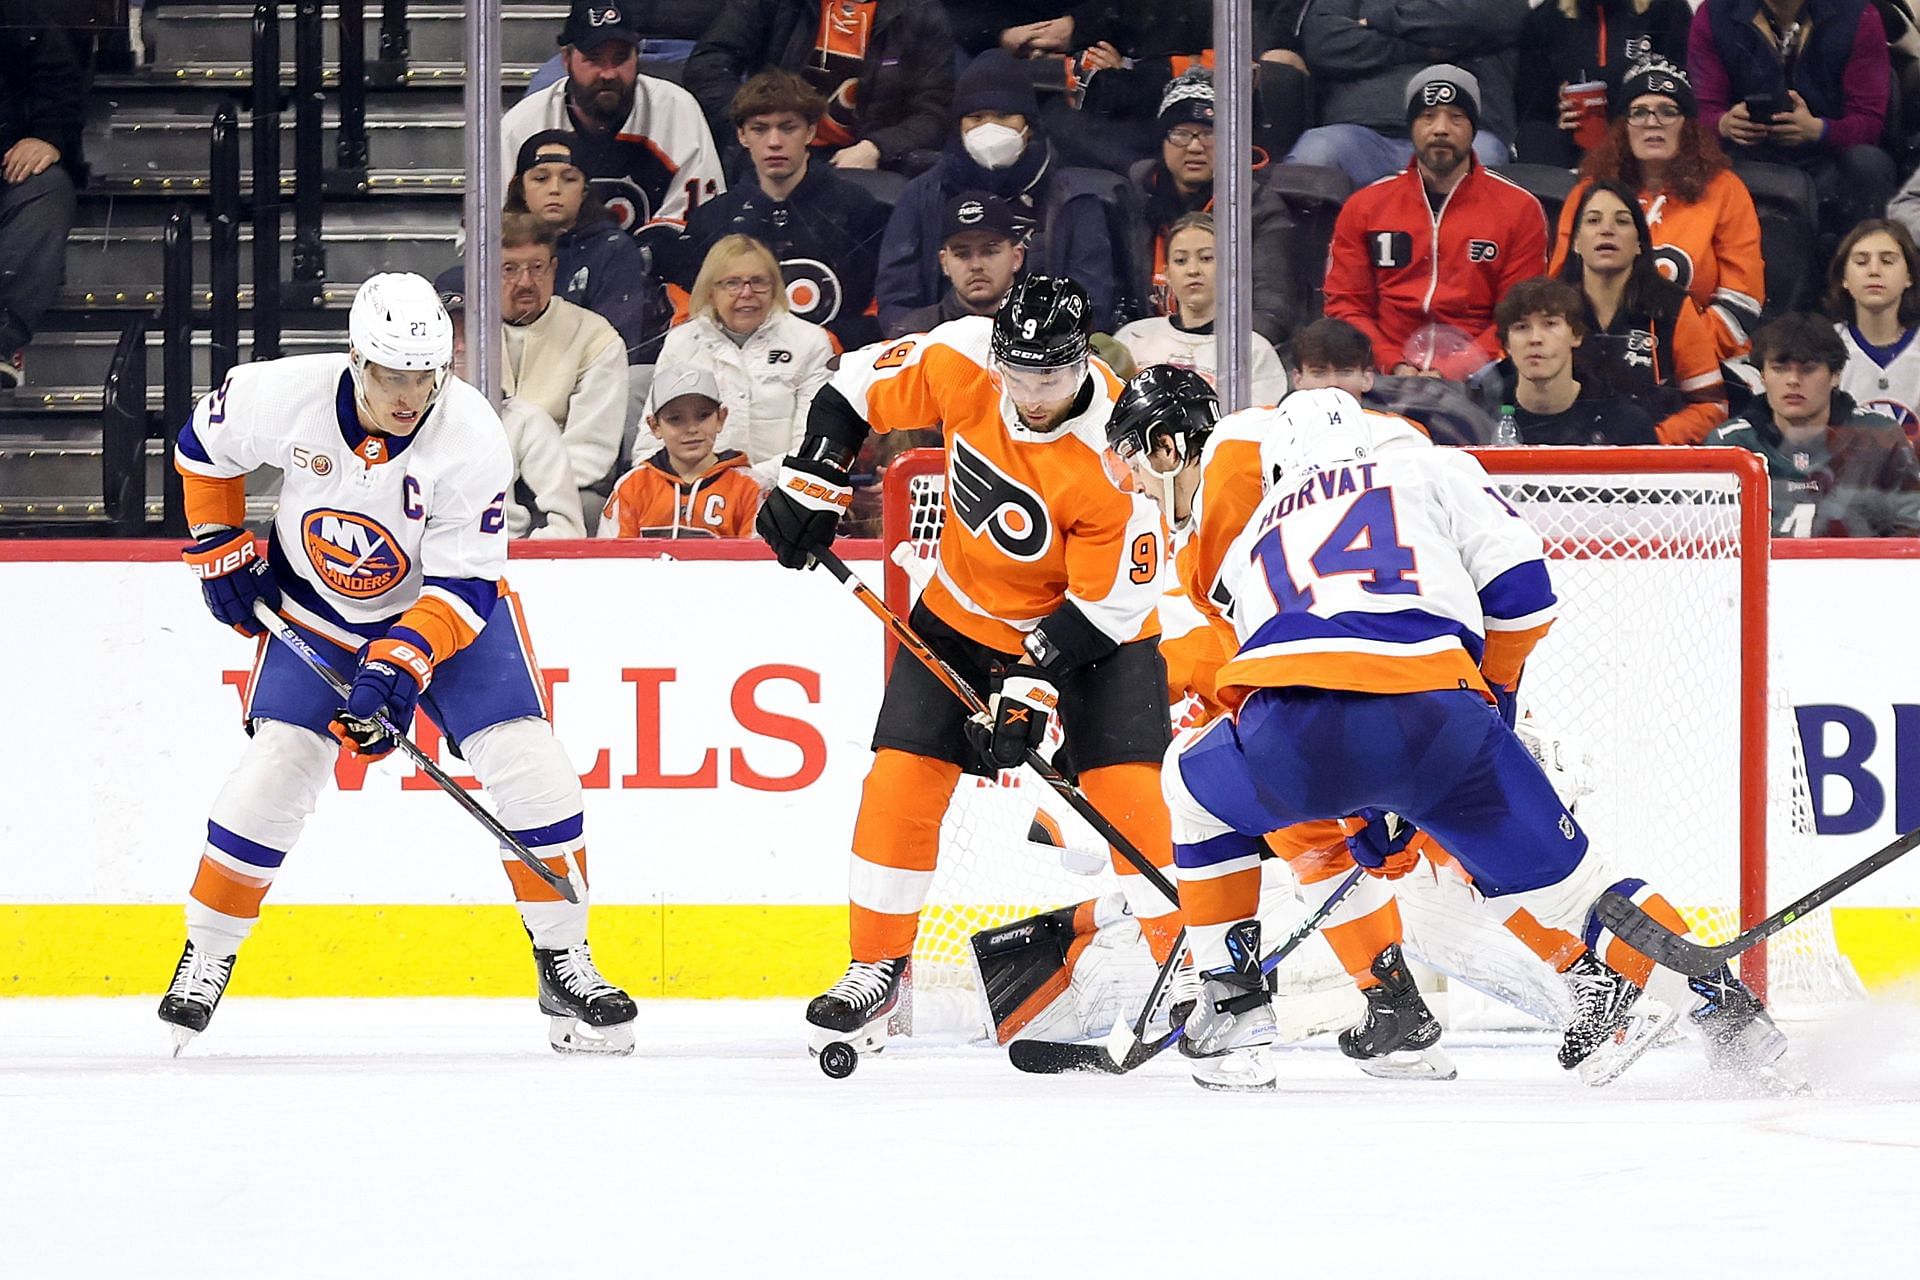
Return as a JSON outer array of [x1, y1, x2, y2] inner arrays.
[[1253, 488, 1419, 612]]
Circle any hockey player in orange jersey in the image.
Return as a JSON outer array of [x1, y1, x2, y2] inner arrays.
[[756, 276, 1183, 1062]]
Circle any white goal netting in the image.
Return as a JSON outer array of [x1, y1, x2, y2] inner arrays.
[[882, 445, 1863, 1026]]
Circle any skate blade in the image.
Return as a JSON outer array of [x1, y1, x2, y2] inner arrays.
[[1577, 998, 1675, 1088], [808, 1022, 888, 1059], [1189, 1047, 1277, 1092], [548, 1015, 636, 1056], [169, 1025, 198, 1058], [1356, 1045, 1458, 1082]]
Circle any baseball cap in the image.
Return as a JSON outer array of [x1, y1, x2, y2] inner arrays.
[[940, 192, 1027, 246], [433, 265, 465, 312], [559, 1, 643, 51], [1405, 64, 1482, 133], [515, 129, 583, 179], [651, 365, 723, 413]]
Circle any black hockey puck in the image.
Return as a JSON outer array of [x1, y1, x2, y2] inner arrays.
[[818, 1041, 859, 1079]]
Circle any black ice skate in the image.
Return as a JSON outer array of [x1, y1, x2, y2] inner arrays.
[[534, 942, 637, 1056], [1179, 921, 1277, 1092], [158, 940, 237, 1056], [1338, 945, 1457, 1082], [806, 957, 911, 1062], [1688, 965, 1803, 1093], [1559, 951, 1673, 1087]]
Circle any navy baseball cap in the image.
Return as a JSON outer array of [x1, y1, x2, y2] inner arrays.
[[560, 1, 643, 50]]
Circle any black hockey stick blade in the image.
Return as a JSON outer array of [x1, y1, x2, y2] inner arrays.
[[1006, 1040, 1132, 1074], [1596, 820, 1920, 977]]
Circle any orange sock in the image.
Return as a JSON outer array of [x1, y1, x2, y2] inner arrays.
[[847, 750, 961, 963], [1079, 762, 1182, 964]]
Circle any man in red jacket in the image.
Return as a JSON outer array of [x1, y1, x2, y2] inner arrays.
[[1322, 65, 1548, 381]]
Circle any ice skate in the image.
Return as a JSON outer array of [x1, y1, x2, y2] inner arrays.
[[534, 942, 637, 1056], [806, 957, 911, 1064], [1559, 951, 1673, 1087], [157, 940, 236, 1056], [1180, 922, 1277, 1092], [1688, 965, 1805, 1094], [1338, 945, 1457, 1082]]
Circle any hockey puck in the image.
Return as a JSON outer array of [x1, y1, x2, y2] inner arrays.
[[818, 1041, 859, 1079]]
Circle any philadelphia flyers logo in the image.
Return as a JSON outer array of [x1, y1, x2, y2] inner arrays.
[[782, 257, 843, 325], [592, 176, 653, 235], [301, 509, 411, 600], [1651, 244, 1695, 291], [948, 435, 1052, 562], [1467, 239, 1499, 263]]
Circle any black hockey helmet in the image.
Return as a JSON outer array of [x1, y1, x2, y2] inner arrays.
[[991, 275, 1093, 371], [1109, 365, 1219, 471]]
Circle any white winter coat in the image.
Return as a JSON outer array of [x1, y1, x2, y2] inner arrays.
[[501, 399, 586, 539], [632, 311, 833, 486]]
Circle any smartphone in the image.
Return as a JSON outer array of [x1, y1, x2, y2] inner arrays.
[[1743, 92, 1786, 121]]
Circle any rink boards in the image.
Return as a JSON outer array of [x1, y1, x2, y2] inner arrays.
[[2, 539, 1918, 997]]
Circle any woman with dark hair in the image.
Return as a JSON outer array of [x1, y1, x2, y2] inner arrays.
[[506, 130, 656, 362], [1547, 57, 1763, 362], [1829, 218, 1920, 434], [1555, 176, 1727, 443], [1515, 0, 1695, 167]]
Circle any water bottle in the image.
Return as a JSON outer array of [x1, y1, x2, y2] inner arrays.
[[1493, 404, 1520, 447]]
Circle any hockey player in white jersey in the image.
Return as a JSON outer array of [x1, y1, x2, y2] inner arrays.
[[1163, 389, 1788, 1090], [159, 273, 637, 1055]]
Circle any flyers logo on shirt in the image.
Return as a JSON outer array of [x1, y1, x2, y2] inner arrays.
[[948, 435, 1052, 562], [782, 257, 843, 325], [302, 509, 411, 599]]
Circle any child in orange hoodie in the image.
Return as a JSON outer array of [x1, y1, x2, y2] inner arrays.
[[600, 366, 763, 539]]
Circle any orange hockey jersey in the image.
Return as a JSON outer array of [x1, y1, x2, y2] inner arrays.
[[832, 317, 1165, 654], [600, 449, 762, 539]]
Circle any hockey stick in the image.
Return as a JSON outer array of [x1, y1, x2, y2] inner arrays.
[[812, 548, 1180, 906], [1595, 822, 1920, 978], [252, 602, 580, 904], [1009, 866, 1368, 1075]]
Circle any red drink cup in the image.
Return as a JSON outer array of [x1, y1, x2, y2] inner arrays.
[[1562, 80, 1610, 151]]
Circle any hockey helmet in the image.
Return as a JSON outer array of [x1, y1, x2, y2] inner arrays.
[[1109, 365, 1219, 473], [348, 272, 455, 415], [992, 274, 1092, 374], [1259, 387, 1371, 490]]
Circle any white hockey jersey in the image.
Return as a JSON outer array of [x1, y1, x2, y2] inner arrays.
[[1214, 441, 1557, 703], [1837, 322, 1920, 433], [174, 353, 513, 661]]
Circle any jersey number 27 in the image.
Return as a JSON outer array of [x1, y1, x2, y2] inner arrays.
[[1252, 488, 1418, 612]]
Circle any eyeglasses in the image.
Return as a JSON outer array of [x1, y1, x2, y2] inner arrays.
[[502, 260, 553, 281], [1165, 126, 1214, 149], [715, 275, 775, 296], [1626, 105, 1684, 126]]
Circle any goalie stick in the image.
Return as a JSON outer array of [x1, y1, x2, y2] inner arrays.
[[812, 548, 1180, 905], [1595, 821, 1920, 978], [1009, 866, 1367, 1075], [253, 602, 581, 904]]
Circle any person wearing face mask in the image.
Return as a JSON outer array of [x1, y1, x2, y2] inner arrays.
[[1113, 212, 1289, 405], [874, 48, 1120, 334]]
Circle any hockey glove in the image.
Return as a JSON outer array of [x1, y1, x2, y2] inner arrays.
[[329, 633, 432, 758], [1344, 809, 1418, 879], [756, 456, 852, 570], [182, 527, 281, 636], [970, 662, 1059, 771]]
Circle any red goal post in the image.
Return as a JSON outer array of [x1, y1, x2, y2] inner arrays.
[[884, 443, 1820, 1005]]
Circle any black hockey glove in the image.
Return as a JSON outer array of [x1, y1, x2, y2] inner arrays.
[[969, 662, 1059, 771], [756, 456, 851, 570]]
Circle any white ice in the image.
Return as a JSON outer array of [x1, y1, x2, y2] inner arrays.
[[3, 998, 1917, 1279]]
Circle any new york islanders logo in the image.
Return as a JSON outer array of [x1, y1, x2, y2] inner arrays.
[[302, 509, 411, 600], [948, 436, 1051, 561]]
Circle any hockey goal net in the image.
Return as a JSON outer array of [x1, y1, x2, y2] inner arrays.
[[881, 444, 1863, 1020]]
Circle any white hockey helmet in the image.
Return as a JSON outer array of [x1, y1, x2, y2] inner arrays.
[[348, 272, 455, 411], [1260, 387, 1371, 491]]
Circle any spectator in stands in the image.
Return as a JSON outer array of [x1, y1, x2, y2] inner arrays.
[[1285, 2, 1531, 185], [1286, 316, 1498, 444], [506, 130, 655, 363], [1708, 312, 1920, 535], [436, 270, 587, 539], [1495, 277, 1659, 443], [1690, 0, 1894, 241], [492, 214, 632, 528], [874, 48, 1119, 333], [1114, 212, 1289, 404], [1515, 0, 1696, 167], [600, 366, 764, 538], [673, 72, 892, 352], [682, 0, 955, 176], [1548, 58, 1764, 362], [0, 13, 81, 389], [1829, 217, 1920, 432], [636, 235, 832, 486], [1323, 67, 1549, 381], [501, 1, 725, 276], [1554, 178, 1728, 443], [1122, 69, 1293, 344], [885, 192, 1028, 337]]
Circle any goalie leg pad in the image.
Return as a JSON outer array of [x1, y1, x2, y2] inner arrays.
[[970, 895, 1155, 1044]]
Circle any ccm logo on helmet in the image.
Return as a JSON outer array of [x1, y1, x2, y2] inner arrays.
[[302, 509, 411, 599], [948, 435, 1052, 561]]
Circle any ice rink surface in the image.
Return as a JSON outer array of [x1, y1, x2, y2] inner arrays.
[[3, 998, 1917, 1280]]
